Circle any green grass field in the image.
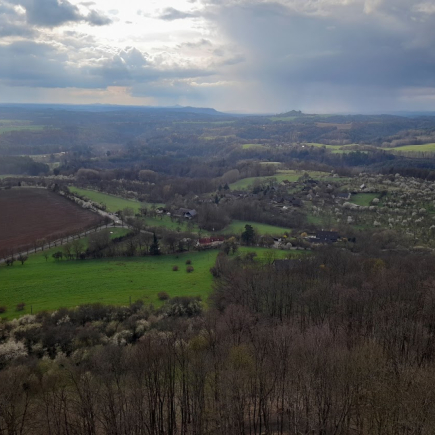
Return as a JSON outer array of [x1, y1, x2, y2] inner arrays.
[[242, 144, 267, 150], [0, 125, 47, 133], [0, 246, 295, 319], [219, 220, 291, 235], [388, 143, 435, 154], [69, 187, 164, 213], [229, 170, 329, 190], [350, 193, 378, 206]]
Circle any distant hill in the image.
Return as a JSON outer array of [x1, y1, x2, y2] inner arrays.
[[277, 110, 305, 117], [0, 103, 228, 116]]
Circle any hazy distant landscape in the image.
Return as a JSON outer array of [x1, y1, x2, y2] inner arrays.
[[2, 0, 435, 431], [3, 104, 435, 434]]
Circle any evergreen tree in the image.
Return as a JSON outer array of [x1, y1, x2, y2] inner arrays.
[[150, 233, 160, 255], [241, 224, 255, 246]]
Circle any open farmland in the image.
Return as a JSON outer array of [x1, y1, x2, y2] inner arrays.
[[0, 188, 102, 258], [388, 143, 435, 154], [0, 247, 296, 318]]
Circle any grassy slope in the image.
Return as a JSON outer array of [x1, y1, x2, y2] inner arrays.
[[0, 246, 296, 319], [69, 187, 164, 213], [350, 193, 378, 206], [0, 125, 46, 133], [388, 143, 435, 153], [229, 170, 329, 190], [242, 144, 267, 150]]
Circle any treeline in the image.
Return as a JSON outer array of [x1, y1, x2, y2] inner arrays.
[[71, 161, 275, 202], [0, 156, 49, 175]]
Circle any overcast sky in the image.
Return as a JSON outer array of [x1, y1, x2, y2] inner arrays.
[[1, 0, 435, 113]]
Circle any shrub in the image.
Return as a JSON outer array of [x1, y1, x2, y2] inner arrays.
[[185, 259, 192, 265], [0, 306, 6, 314], [16, 302, 26, 312], [186, 265, 194, 273], [158, 291, 170, 301], [172, 265, 179, 271], [162, 296, 203, 317]]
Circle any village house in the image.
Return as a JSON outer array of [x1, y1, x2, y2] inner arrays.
[[174, 208, 198, 219]]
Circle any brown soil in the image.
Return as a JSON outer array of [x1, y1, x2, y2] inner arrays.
[[0, 188, 101, 257]]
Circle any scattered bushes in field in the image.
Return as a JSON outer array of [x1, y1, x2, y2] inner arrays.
[[185, 259, 192, 265], [186, 265, 194, 273], [158, 292, 170, 301], [15, 302, 26, 312], [0, 306, 6, 314], [172, 265, 179, 271]]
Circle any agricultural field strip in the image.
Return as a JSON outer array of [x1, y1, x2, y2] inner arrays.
[[387, 143, 435, 153], [229, 170, 330, 189], [0, 247, 298, 318], [0, 189, 101, 258]]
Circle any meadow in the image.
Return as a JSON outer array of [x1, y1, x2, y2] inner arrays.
[[0, 245, 295, 319], [304, 143, 363, 154], [241, 143, 267, 150], [219, 220, 291, 235], [350, 193, 379, 206], [229, 169, 329, 189], [388, 143, 435, 154], [69, 187, 164, 213]]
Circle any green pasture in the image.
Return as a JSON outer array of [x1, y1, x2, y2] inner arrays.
[[219, 220, 291, 236], [69, 187, 164, 213], [0, 246, 294, 319], [229, 169, 329, 190], [242, 143, 267, 150], [0, 124, 46, 134], [388, 143, 435, 154], [350, 193, 379, 206]]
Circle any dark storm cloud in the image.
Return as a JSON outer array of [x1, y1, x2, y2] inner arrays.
[[1, 0, 435, 111], [7, 0, 112, 27], [201, 0, 435, 111]]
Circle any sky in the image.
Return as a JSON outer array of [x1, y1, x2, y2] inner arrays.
[[1, 0, 435, 113]]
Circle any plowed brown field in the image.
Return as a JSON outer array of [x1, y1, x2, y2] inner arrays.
[[0, 188, 101, 257]]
